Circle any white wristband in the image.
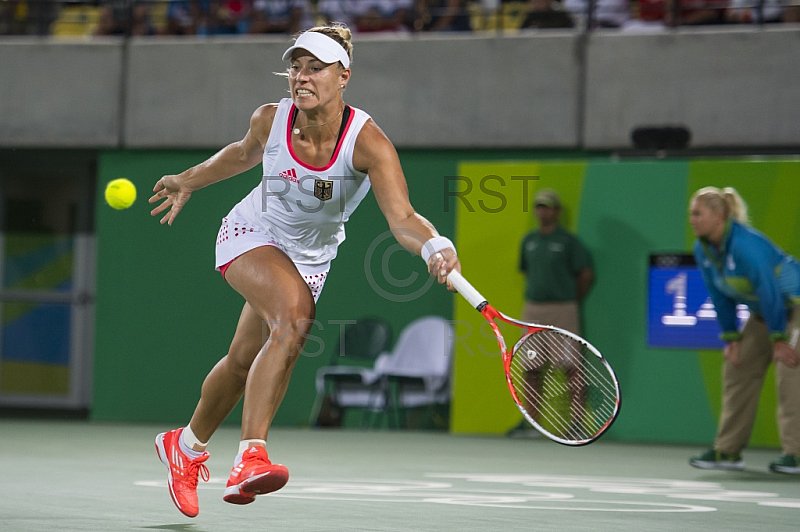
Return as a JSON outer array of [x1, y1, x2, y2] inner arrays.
[[421, 236, 456, 264]]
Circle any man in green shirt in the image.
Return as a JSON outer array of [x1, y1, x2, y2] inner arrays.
[[520, 189, 594, 322], [508, 188, 594, 437]]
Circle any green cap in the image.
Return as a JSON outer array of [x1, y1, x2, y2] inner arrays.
[[534, 189, 561, 208]]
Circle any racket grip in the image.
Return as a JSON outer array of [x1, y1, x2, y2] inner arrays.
[[447, 270, 487, 310]]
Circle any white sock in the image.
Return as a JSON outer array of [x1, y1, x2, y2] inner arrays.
[[180, 425, 208, 459], [234, 439, 266, 465]]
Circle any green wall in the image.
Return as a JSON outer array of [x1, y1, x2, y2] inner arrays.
[[93, 150, 800, 449]]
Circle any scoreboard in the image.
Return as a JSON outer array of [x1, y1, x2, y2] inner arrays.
[[647, 254, 749, 349]]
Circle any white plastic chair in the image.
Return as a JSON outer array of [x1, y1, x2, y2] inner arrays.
[[373, 315, 455, 428], [312, 315, 454, 428]]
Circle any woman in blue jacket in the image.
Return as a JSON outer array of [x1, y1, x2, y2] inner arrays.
[[688, 186, 800, 475]]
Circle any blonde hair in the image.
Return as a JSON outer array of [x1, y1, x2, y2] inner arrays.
[[302, 23, 354, 66], [691, 186, 749, 225]]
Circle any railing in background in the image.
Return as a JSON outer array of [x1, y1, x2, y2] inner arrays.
[[1, 0, 798, 38]]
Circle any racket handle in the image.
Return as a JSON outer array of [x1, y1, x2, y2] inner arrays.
[[447, 270, 487, 310]]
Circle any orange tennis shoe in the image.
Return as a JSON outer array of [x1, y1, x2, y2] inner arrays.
[[223, 446, 289, 505], [155, 428, 210, 518]]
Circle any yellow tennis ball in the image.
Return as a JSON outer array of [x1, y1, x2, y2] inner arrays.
[[105, 178, 137, 210]]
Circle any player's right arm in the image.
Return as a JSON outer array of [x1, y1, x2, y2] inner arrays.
[[149, 104, 277, 225]]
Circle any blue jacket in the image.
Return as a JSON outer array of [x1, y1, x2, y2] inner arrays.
[[694, 220, 800, 341]]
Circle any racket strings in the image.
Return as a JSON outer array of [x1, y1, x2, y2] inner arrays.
[[508, 363, 596, 441], [523, 331, 618, 411], [523, 331, 616, 392], [524, 356, 616, 440], [508, 364, 589, 439], [507, 354, 586, 437], [513, 334, 612, 416], [537, 349, 617, 431], [508, 365, 578, 437], [509, 330, 618, 441]]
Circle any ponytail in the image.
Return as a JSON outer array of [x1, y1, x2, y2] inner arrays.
[[691, 186, 749, 225], [721, 187, 749, 225]]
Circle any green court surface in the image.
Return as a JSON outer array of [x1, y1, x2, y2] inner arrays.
[[1, 420, 799, 531]]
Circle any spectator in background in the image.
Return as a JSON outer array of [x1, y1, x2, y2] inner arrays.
[[248, 0, 310, 34], [563, 0, 631, 27], [95, 4, 126, 35], [212, 0, 250, 34], [414, 0, 472, 31], [16, 0, 58, 35], [521, 0, 574, 28], [317, 0, 413, 31], [507, 188, 594, 437], [725, 0, 790, 23], [316, 0, 357, 28], [164, 0, 211, 35], [131, 3, 157, 35], [0, 0, 25, 35], [687, 187, 800, 475], [669, 0, 727, 25], [94, 2, 156, 37], [95, 2, 155, 36], [352, 0, 414, 32], [637, 0, 727, 26]]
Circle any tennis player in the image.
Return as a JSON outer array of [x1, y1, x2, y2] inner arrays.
[[150, 24, 460, 517], [687, 186, 800, 474]]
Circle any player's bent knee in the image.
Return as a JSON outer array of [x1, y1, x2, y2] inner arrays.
[[260, 294, 315, 333], [274, 313, 315, 344]]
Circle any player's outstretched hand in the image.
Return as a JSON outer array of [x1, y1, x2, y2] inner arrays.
[[773, 340, 800, 368], [427, 248, 460, 292], [150, 175, 192, 226]]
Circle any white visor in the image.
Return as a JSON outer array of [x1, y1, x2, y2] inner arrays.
[[282, 32, 350, 68]]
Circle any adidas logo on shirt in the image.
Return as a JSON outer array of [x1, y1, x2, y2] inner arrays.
[[279, 168, 298, 183]]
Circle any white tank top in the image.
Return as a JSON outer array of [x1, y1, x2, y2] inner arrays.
[[236, 98, 372, 266]]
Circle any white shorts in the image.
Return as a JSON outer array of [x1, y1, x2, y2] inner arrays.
[[215, 212, 330, 302]]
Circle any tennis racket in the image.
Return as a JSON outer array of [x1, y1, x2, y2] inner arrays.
[[448, 270, 621, 446]]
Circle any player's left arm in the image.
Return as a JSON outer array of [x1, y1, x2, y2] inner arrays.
[[353, 119, 460, 286]]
